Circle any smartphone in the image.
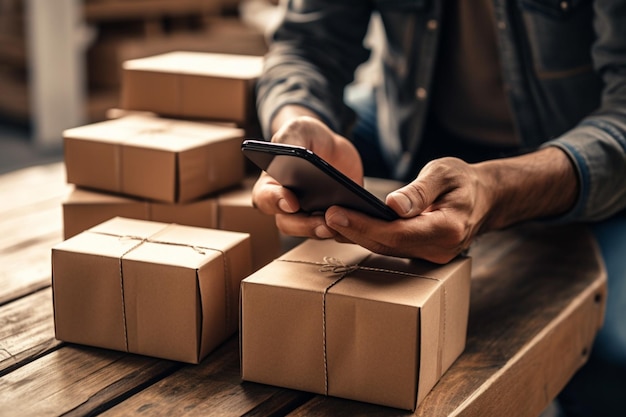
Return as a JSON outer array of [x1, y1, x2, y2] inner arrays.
[[241, 139, 399, 221]]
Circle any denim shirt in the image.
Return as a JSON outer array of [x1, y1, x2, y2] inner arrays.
[[256, 0, 626, 222]]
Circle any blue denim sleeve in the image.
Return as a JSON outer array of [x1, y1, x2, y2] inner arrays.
[[541, 0, 626, 222], [255, 0, 373, 140]]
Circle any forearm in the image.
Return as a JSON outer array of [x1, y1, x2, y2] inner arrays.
[[477, 146, 579, 232], [255, 2, 372, 140]]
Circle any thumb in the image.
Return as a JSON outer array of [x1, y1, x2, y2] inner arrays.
[[385, 181, 438, 218]]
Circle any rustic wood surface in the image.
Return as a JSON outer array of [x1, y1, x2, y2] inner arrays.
[[0, 162, 606, 416]]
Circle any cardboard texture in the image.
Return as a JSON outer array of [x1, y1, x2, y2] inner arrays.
[[61, 186, 218, 239], [63, 114, 245, 203], [215, 178, 280, 270], [120, 51, 263, 124], [240, 239, 471, 411], [62, 179, 279, 270], [52, 217, 251, 363]]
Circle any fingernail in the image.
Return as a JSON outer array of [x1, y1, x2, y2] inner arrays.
[[314, 225, 334, 239], [390, 192, 412, 214], [328, 211, 349, 227], [278, 198, 295, 213]]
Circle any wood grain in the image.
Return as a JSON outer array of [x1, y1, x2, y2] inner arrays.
[[0, 345, 182, 417], [0, 162, 67, 305], [0, 163, 607, 417], [0, 289, 60, 375], [99, 337, 312, 417]]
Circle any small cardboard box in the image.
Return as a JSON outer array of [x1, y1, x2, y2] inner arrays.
[[63, 114, 245, 203], [120, 51, 263, 124], [62, 179, 280, 270], [61, 186, 218, 239], [240, 239, 471, 411], [88, 20, 267, 89], [215, 178, 280, 270], [52, 217, 251, 364]]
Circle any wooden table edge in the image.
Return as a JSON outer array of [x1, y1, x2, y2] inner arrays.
[[451, 268, 607, 417]]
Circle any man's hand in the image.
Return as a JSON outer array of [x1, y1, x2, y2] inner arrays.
[[325, 146, 579, 264], [253, 104, 579, 264], [251, 106, 364, 239]]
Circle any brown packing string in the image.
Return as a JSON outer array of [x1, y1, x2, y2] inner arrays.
[[141, 237, 232, 338], [117, 238, 146, 351], [279, 256, 443, 396], [92, 230, 231, 352]]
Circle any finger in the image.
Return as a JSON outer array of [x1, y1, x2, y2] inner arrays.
[[385, 164, 453, 218], [252, 172, 300, 215], [276, 212, 337, 239], [325, 206, 464, 263], [324, 206, 399, 254]]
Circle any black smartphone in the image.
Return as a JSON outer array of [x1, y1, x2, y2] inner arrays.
[[241, 139, 399, 221]]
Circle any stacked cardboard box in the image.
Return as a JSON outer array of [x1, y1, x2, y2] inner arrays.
[[88, 17, 268, 90], [54, 48, 280, 364], [0, 0, 270, 123], [120, 51, 263, 128], [62, 176, 279, 271], [62, 51, 279, 272], [54, 28, 472, 410], [53, 216, 252, 363], [83, 1, 269, 121]]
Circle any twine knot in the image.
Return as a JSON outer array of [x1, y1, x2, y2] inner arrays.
[[319, 256, 360, 274]]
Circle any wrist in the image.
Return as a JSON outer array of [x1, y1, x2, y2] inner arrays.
[[475, 146, 579, 231]]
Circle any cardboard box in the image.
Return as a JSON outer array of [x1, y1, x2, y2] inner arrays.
[[88, 20, 267, 89], [215, 178, 280, 270], [240, 239, 471, 410], [61, 186, 218, 238], [62, 179, 280, 270], [120, 51, 263, 124], [63, 114, 245, 202], [52, 217, 251, 363]]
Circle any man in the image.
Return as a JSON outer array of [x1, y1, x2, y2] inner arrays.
[[251, 1, 626, 415]]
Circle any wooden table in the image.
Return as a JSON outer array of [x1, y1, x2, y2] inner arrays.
[[0, 162, 606, 417]]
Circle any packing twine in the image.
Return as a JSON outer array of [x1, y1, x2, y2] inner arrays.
[[279, 256, 445, 396], [93, 231, 231, 352]]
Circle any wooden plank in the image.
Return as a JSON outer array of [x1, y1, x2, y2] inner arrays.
[[0, 201, 64, 253], [0, 232, 59, 305], [0, 161, 66, 207], [0, 163, 67, 304], [284, 225, 606, 416], [98, 337, 312, 416], [0, 289, 60, 375], [0, 345, 182, 416]]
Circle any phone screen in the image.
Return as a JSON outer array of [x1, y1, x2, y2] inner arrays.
[[241, 140, 399, 221]]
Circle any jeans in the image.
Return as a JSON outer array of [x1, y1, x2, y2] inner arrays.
[[346, 83, 626, 416]]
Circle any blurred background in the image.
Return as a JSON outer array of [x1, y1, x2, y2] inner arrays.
[[0, 0, 281, 174]]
